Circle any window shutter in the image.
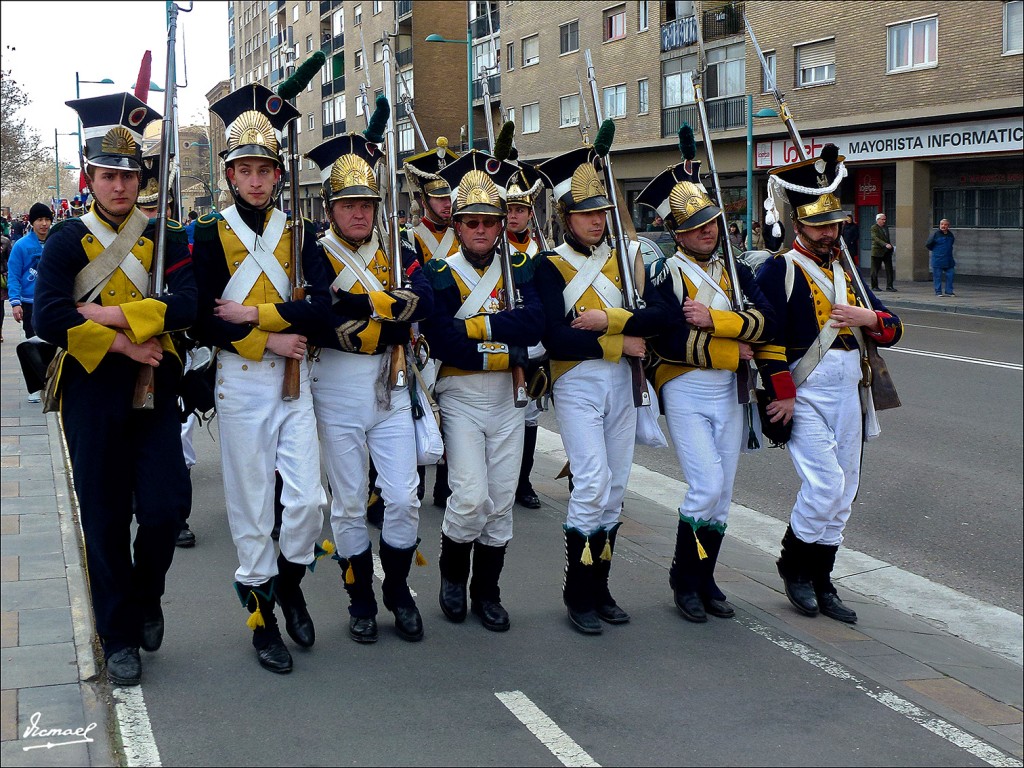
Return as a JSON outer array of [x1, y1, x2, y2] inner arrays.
[[797, 38, 835, 68]]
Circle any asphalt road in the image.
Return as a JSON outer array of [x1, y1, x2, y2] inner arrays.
[[616, 307, 1024, 614]]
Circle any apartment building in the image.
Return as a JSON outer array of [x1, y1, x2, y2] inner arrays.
[[500, 0, 1022, 280]]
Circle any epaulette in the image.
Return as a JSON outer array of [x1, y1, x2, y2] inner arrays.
[[423, 257, 456, 289], [165, 220, 188, 244], [196, 212, 222, 227], [194, 212, 223, 242], [300, 216, 317, 235], [510, 250, 536, 282], [166, 219, 184, 231]]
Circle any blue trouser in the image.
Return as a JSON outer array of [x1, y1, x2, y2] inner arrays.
[[932, 264, 954, 295]]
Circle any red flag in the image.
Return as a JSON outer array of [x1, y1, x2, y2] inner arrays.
[[134, 50, 153, 101]]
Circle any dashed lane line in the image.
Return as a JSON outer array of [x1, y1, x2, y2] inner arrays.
[[495, 690, 601, 767]]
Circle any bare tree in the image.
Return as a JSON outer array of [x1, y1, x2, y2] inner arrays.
[[1, 53, 49, 203]]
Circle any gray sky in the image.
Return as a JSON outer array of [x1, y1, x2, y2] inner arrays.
[[1, 0, 230, 164]]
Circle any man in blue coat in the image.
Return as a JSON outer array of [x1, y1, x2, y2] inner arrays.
[[925, 219, 956, 297]]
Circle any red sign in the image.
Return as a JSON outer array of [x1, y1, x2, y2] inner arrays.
[[855, 168, 882, 206]]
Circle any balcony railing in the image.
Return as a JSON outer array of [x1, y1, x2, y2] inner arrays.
[[661, 15, 698, 52], [661, 95, 745, 136], [396, 47, 413, 67], [396, 0, 412, 19], [395, 100, 411, 120], [702, 1, 744, 41], [470, 10, 500, 39], [472, 74, 501, 101]]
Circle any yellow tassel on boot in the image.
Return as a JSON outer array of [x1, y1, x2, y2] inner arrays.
[[344, 563, 355, 585], [600, 538, 612, 562], [415, 549, 428, 567], [581, 537, 594, 565], [245, 593, 266, 630], [694, 530, 708, 560]]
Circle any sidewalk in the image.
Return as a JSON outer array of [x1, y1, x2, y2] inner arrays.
[[0, 277, 1021, 765]]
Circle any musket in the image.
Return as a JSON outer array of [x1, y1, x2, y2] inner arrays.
[[479, 68, 496, 152], [380, 35, 408, 389], [133, 0, 180, 409], [575, 67, 591, 145], [394, 65, 428, 151], [583, 48, 650, 408], [278, 50, 328, 401], [744, 14, 901, 410]]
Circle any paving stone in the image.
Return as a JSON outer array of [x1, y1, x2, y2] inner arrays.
[[17, 684, 97, 744], [929, 662, 1024, 710], [0, 496, 57, 516], [14, 514, 61, 535], [12, 481, 57, 498], [989, 722, 1023, 749], [0, 642, 78, 689], [0, 515, 19, 534], [0, 578, 69, 613], [905, 677, 1023, 725], [0, 455, 19, 467], [3, 426, 49, 437], [18, 607, 74, 646], [17, 552, 67, 581], [0, 688, 16, 741], [0, 480, 16, 497], [1, 554, 17, 582], [1, 611, 18, 648], [1, 737, 92, 767], [1, 530, 62, 558], [849, 650, 945, 681]]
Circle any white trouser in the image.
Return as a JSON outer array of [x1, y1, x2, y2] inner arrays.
[[553, 359, 636, 534], [788, 349, 863, 546], [180, 412, 198, 469], [216, 351, 327, 585], [435, 372, 524, 546], [524, 397, 541, 427], [311, 349, 420, 556], [662, 368, 743, 527]]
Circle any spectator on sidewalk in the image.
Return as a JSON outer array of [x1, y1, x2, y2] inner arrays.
[[870, 213, 897, 292], [9, 203, 53, 401], [926, 218, 956, 297], [842, 214, 860, 267], [1, 231, 10, 342]]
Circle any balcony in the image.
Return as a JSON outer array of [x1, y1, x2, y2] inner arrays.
[[702, 1, 744, 41], [269, 0, 280, 13], [321, 75, 345, 97], [661, 15, 698, 52], [396, 0, 412, 19], [395, 100, 411, 120], [319, 1, 330, 16], [396, 47, 413, 67], [661, 95, 745, 136], [470, 10, 500, 40], [332, 32, 344, 50], [471, 73, 501, 101], [270, 32, 285, 50]]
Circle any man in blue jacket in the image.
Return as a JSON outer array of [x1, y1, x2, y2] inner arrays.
[[8, 203, 53, 341], [925, 219, 956, 297]]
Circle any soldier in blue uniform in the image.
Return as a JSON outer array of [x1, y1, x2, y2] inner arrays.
[[34, 93, 197, 686], [421, 150, 544, 632], [305, 131, 433, 644], [191, 84, 331, 673], [755, 145, 903, 624]]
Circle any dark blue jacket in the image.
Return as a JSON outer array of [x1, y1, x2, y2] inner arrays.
[[925, 229, 955, 269]]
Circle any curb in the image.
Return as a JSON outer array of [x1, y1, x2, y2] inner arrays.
[[883, 299, 1023, 321]]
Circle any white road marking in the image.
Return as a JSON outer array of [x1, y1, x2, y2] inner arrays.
[[903, 322, 981, 333], [738, 617, 1023, 768], [495, 691, 600, 767], [886, 347, 1023, 370], [112, 687, 162, 767]]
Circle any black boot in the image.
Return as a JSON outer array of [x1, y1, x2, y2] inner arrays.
[[593, 523, 629, 624], [813, 543, 858, 624], [235, 581, 292, 673], [433, 462, 451, 508], [469, 542, 511, 632], [669, 520, 707, 622], [275, 553, 315, 648], [563, 528, 602, 635], [515, 425, 542, 509], [777, 526, 819, 617], [695, 526, 735, 619], [378, 538, 424, 641], [438, 533, 473, 623], [337, 546, 379, 643]]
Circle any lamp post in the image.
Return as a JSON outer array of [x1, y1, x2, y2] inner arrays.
[[425, 27, 474, 151], [54, 130, 80, 203], [75, 73, 115, 171], [746, 94, 778, 249]]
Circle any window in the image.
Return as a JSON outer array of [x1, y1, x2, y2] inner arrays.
[[308, 114, 315, 131], [331, 52, 344, 79], [355, 49, 364, 70], [603, 84, 626, 118], [323, 100, 334, 126], [639, 1, 649, 31], [473, 41, 497, 76], [887, 17, 937, 72], [355, 97, 365, 117], [933, 187, 1023, 229], [506, 42, 515, 70], [335, 95, 346, 122], [373, 0, 382, 14], [306, 33, 313, 52], [559, 94, 580, 127], [638, 78, 649, 113], [706, 43, 745, 97], [604, 5, 627, 41], [398, 121, 415, 152], [332, 9, 343, 35], [307, 80, 313, 92], [506, 107, 515, 126], [354, 4, 362, 25], [306, 0, 312, 12], [374, 40, 383, 63], [559, 20, 579, 54], [522, 35, 539, 66], [293, 5, 299, 22], [761, 50, 776, 92], [662, 55, 696, 107], [522, 102, 539, 133], [795, 38, 835, 86], [1004, 1, 1023, 54]]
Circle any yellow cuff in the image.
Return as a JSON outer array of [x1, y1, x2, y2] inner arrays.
[[464, 315, 489, 341], [368, 291, 397, 320], [707, 337, 740, 372], [67, 321, 117, 373], [121, 298, 167, 343], [754, 343, 787, 363], [233, 328, 270, 360], [257, 304, 290, 332], [484, 352, 509, 371], [355, 320, 382, 352], [708, 308, 742, 339], [598, 333, 625, 362], [604, 307, 632, 336]]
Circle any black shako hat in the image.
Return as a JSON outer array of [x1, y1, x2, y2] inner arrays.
[[306, 133, 384, 202], [636, 160, 721, 233], [536, 147, 613, 215], [768, 144, 848, 226], [209, 83, 300, 166], [66, 92, 161, 171], [435, 150, 521, 218]]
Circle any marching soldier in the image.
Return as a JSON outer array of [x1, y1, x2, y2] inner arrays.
[[504, 163, 547, 510], [755, 145, 903, 624], [305, 132, 433, 644], [421, 150, 544, 632], [34, 93, 196, 686], [192, 83, 331, 673], [638, 159, 775, 624], [534, 146, 675, 635]]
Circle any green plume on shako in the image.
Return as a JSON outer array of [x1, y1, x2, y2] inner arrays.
[[363, 95, 390, 145], [678, 122, 697, 161], [277, 50, 327, 100], [493, 121, 515, 162], [593, 119, 615, 157]]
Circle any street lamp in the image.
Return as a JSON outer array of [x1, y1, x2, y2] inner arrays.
[[54, 129, 80, 202], [745, 95, 778, 249], [425, 28, 474, 151]]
